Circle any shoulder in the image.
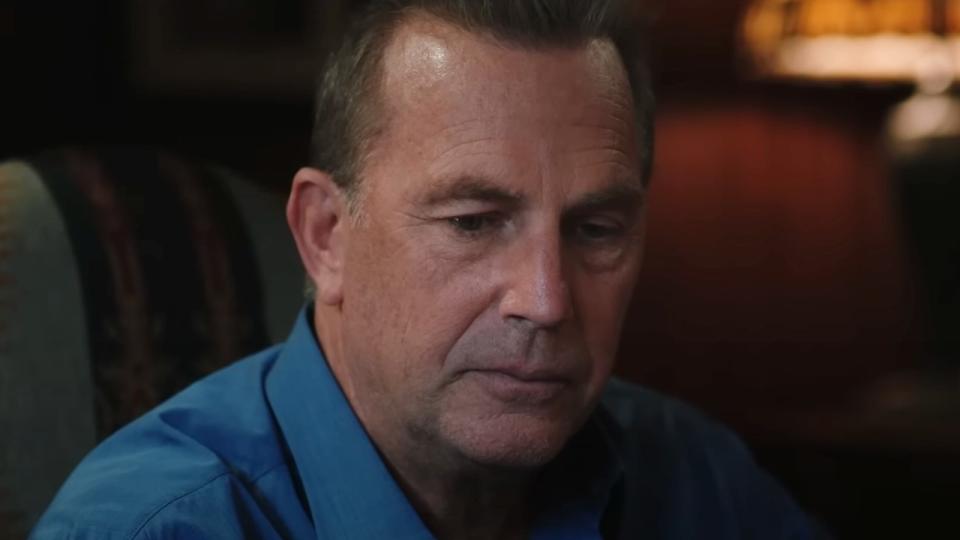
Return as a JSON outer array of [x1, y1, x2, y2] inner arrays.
[[31, 347, 288, 540], [600, 377, 756, 489], [601, 377, 745, 455], [600, 378, 820, 539]]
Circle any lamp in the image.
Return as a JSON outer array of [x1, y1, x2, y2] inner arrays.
[[741, 0, 959, 84], [741, 0, 960, 369], [740, 0, 960, 145]]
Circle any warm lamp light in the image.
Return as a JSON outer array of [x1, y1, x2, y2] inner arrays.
[[741, 0, 960, 84], [742, 1, 960, 146]]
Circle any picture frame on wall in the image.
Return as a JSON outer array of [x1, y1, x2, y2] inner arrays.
[[130, 0, 345, 99]]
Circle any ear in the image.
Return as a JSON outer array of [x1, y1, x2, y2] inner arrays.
[[287, 167, 348, 306]]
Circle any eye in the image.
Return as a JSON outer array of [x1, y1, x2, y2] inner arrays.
[[574, 219, 624, 243], [569, 217, 633, 270], [445, 213, 505, 236]]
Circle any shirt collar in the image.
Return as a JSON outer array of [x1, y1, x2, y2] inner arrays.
[[266, 306, 625, 540], [531, 406, 626, 539], [265, 306, 433, 540]]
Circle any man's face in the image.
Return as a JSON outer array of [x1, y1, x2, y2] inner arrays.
[[337, 17, 645, 469]]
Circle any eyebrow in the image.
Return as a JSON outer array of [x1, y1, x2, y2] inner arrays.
[[565, 180, 646, 217], [420, 175, 525, 208], [419, 174, 644, 215]]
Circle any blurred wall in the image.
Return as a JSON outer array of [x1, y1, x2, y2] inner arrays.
[[619, 97, 919, 417], [606, 0, 921, 422]]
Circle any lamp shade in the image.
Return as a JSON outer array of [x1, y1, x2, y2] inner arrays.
[[742, 0, 960, 83]]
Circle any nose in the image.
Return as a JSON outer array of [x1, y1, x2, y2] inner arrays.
[[499, 232, 571, 329]]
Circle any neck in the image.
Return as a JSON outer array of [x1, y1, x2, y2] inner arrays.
[[312, 304, 536, 540], [384, 442, 536, 540], [384, 451, 533, 539]]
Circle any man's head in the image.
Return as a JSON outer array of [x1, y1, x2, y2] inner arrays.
[[288, 0, 653, 472], [310, 0, 654, 205]]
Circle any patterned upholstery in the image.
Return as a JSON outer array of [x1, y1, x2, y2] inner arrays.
[[0, 147, 304, 534]]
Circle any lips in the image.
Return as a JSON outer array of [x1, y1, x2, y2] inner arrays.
[[466, 368, 570, 404]]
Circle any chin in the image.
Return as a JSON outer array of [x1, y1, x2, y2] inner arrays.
[[445, 413, 581, 470]]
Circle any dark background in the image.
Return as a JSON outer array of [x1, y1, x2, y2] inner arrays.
[[3, 0, 959, 537]]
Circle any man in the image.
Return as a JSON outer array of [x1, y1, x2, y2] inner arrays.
[[33, 1, 819, 538]]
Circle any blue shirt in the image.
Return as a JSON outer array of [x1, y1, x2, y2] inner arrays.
[[33, 307, 819, 539]]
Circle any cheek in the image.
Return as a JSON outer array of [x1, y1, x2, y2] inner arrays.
[[405, 254, 502, 371], [344, 224, 499, 376], [571, 264, 641, 367]]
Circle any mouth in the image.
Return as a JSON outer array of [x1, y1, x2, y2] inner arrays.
[[466, 369, 570, 404]]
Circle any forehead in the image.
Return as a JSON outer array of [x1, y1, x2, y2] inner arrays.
[[363, 15, 639, 197], [379, 15, 633, 122]]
